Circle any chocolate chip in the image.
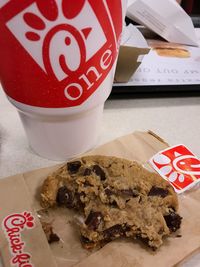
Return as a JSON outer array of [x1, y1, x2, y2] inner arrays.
[[67, 161, 81, 174], [48, 233, 60, 244], [83, 168, 92, 176], [136, 234, 157, 251], [136, 234, 149, 245], [110, 200, 118, 208], [103, 224, 130, 240], [92, 165, 106, 181], [169, 206, 176, 212], [83, 181, 92, 187], [148, 186, 169, 198], [74, 192, 85, 210], [56, 186, 74, 208], [176, 234, 182, 238], [104, 188, 113, 196], [85, 211, 103, 230], [42, 222, 60, 244], [164, 212, 182, 232], [80, 235, 92, 244], [80, 235, 95, 249], [120, 189, 139, 197]]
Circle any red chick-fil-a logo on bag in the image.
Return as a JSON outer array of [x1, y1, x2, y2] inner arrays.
[[2, 211, 35, 267], [149, 144, 200, 193], [0, 0, 123, 108]]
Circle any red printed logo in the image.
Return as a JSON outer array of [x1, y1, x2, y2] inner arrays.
[[149, 145, 200, 193], [0, 1, 10, 8], [2, 211, 35, 267], [0, 0, 122, 107]]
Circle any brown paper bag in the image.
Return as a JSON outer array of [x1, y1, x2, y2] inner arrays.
[[114, 46, 150, 83], [0, 131, 200, 267]]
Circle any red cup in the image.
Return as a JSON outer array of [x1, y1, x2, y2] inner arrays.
[[0, 0, 126, 160]]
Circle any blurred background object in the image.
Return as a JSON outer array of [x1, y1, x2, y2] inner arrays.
[[181, 0, 200, 15], [180, 0, 200, 28]]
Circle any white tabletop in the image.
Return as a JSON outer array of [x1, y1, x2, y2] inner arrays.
[[1, 89, 200, 178]]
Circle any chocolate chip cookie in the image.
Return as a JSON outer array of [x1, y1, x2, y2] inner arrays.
[[41, 155, 182, 250]]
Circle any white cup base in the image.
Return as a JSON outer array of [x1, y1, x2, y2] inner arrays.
[[18, 104, 104, 161]]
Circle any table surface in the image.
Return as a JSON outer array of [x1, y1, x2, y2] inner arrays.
[[1, 28, 200, 267], [1, 88, 200, 267]]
